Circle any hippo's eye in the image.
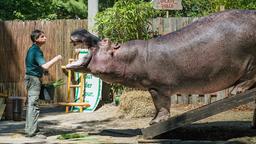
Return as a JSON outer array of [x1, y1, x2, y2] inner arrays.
[[114, 43, 120, 49]]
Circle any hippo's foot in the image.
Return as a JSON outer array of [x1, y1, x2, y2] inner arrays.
[[149, 108, 170, 125], [230, 80, 256, 95]]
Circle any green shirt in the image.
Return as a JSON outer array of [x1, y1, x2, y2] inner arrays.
[[25, 44, 46, 78]]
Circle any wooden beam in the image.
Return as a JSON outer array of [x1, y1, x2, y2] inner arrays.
[[59, 102, 90, 107], [0, 93, 8, 97], [59, 102, 90, 113], [142, 88, 256, 139], [0, 98, 6, 120]]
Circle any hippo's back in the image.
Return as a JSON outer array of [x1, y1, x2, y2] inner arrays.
[[143, 10, 256, 94]]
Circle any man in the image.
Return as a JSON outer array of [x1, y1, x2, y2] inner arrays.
[[24, 29, 62, 137]]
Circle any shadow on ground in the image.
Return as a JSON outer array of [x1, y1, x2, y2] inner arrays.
[[0, 105, 69, 136], [157, 121, 256, 141], [90, 128, 142, 137], [85, 120, 256, 141], [1, 105, 256, 144], [40, 105, 66, 117]]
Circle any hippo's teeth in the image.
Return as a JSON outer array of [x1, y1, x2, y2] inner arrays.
[[66, 58, 88, 69], [66, 62, 81, 69], [66, 63, 76, 69]]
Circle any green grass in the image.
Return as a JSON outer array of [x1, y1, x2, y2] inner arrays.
[[57, 133, 87, 140]]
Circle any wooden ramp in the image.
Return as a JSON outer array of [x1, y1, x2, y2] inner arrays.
[[142, 88, 256, 139]]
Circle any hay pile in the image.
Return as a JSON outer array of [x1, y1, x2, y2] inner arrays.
[[118, 90, 156, 118]]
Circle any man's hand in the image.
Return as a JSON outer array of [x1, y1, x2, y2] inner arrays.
[[42, 55, 63, 70], [56, 55, 62, 61]]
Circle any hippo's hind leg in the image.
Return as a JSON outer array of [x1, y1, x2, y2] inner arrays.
[[149, 88, 170, 125], [231, 79, 256, 128]]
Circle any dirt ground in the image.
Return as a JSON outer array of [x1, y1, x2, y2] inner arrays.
[[1, 103, 256, 144]]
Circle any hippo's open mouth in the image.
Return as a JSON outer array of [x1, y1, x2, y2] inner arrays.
[[66, 28, 100, 71], [66, 51, 92, 70]]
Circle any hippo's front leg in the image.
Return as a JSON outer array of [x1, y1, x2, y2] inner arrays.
[[149, 89, 170, 125]]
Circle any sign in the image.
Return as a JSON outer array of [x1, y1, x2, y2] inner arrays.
[[153, 0, 183, 10], [73, 49, 102, 112]]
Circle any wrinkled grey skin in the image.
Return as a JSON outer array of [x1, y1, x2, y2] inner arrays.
[[67, 10, 256, 125]]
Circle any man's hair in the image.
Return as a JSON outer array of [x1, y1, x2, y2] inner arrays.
[[30, 29, 44, 42]]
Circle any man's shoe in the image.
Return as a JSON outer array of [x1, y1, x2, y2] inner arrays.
[[25, 133, 46, 139], [34, 134, 47, 139], [25, 133, 36, 137]]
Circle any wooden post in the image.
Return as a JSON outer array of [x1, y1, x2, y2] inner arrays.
[[88, 0, 98, 34], [66, 69, 72, 112], [79, 74, 85, 112], [0, 98, 6, 120]]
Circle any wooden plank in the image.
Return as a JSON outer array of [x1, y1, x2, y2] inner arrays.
[[173, 94, 178, 104], [59, 102, 90, 107], [177, 94, 182, 104], [191, 94, 198, 104], [204, 94, 211, 104], [138, 139, 225, 144], [188, 94, 192, 104], [142, 88, 256, 139], [217, 90, 225, 101], [0, 104, 6, 120], [210, 95, 217, 103], [198, 94, 204, 104], [181, 94, 189, 104], [0, 97, 4, 104]]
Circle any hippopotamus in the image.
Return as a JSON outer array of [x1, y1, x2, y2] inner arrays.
[[66, 10, 256, 124]]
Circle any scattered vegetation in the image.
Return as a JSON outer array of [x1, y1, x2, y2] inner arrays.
[[57, 132, 87, 140]]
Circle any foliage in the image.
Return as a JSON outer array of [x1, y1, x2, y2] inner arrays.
[[166, 0, 220, 17], [0, 0, 57, 20], [53, 0, 87, 19], [139, 0, 256, 18], [95, 0, 162, 43], [0, 0, 117, 20], [44, 79, 65, 88], [167, 0, 256, 17], [0, 0, 87, 20], [1, 0, 256, 20], [57, 133, 87, 140], [217, 0, 256, 10], [99, 0, 117, 12]]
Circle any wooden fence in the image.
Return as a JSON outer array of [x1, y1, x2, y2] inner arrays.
[[0, 20, 87, 102], [0, 18, 234, 104]]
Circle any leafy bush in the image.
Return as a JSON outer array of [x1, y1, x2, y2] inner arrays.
[[95, 0, 162, 43]]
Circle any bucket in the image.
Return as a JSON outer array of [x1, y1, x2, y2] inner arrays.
[[5, 98, 13, 120], [39, 85, 55, 101], [8, 96, 25, 121]]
